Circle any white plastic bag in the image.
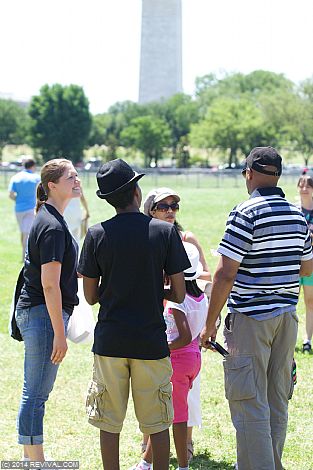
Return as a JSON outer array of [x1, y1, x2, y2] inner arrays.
[[67, 278, 95, 343]]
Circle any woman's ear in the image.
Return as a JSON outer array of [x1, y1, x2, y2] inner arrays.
[[47, 181, 56, 191]]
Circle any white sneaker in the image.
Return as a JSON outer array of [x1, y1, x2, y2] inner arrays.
[[128, 463, 152, 470]]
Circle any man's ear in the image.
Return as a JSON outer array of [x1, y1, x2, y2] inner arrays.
[[134, 184, 142, 204]]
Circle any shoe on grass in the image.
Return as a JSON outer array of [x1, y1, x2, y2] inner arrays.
[[128, 460, 152, 470], [303, 342, 312, 353]]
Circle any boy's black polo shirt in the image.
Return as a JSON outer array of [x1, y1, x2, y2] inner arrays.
[[78, 212, 190, 360]]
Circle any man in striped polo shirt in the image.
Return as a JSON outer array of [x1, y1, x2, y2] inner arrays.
[[201, 147, 313, 470]]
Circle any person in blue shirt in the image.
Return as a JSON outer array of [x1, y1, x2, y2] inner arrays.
[[8, 158, 40, 260]]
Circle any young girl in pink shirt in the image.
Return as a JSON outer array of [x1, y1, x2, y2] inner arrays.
[[131, 242, 208, 470]]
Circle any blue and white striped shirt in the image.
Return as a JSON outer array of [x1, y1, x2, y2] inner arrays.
[[218, 187, 313, 320]]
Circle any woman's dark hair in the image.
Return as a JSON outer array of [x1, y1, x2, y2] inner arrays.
[[297, 174, 313, 189], [174, 220, 184, 232], [105, 183, 137, 209], [36, 158, 72, 213], [185, 279, 203, 297]]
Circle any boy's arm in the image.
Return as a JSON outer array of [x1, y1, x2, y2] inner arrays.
[[82, 276, 100, 305]]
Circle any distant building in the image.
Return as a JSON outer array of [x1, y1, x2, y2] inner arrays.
[[139, 0, 183, 103]]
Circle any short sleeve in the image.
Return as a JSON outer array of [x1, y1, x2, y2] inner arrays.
[[301, 225, 313, 261], [78, 229, 101, 278], [39, 229, 66, 265], [167, 299, 187, 315], [218, 208, 253, 262], [164, 226, 191, 276]]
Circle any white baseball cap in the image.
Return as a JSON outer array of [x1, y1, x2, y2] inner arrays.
[[183, 242, 203, 281], [143, 187, 180, 216]]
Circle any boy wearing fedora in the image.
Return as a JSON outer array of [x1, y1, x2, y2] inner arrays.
[[78, 159, 190, 470]]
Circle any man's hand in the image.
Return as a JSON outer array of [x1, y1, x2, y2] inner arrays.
[[200, 325, 217, 350]]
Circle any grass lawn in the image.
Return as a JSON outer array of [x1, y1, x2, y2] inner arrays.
[[0, 173, 312, 469]]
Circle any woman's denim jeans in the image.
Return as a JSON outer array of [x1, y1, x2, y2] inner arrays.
[[15, 304, 69, 445]]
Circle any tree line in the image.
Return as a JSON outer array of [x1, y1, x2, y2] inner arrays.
[[1, 70, 313, 167]]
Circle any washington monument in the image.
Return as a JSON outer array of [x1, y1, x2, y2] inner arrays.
[[139, 0, 183, 103]]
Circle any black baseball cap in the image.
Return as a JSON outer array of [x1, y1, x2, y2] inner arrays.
[[242, 146, 282, 176]]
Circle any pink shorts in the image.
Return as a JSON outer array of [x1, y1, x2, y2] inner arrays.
[[170, 351, 201, 424]]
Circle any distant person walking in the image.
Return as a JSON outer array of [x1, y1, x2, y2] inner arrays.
[[8, 158, 40, 260], [201, 147, 313, 470]]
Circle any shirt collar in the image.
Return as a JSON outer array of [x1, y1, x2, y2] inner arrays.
[[250, 187, 285, 199]]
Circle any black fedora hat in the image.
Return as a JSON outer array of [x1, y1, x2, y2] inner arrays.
[[96, 159, 145, 199]]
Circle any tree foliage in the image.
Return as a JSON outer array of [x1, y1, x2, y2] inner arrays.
[[190, 97, 266, 165], [121, 115, 171, 167], [191, 71, 307, 166], [0, 99, 29, 158], [3, 70, 313, 167], [29, 84, 92, 163]]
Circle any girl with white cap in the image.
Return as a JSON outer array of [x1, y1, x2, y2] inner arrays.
[[143, 187, 211, 283], [143, 187, 211, 460]]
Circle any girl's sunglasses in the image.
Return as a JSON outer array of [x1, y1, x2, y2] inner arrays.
[[154, 202, 180, 212]]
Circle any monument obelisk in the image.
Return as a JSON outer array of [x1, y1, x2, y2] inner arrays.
[[139, 0, 182, 103]]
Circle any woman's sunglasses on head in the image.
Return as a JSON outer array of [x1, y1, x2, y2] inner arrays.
[[153, 202, 180, 212]]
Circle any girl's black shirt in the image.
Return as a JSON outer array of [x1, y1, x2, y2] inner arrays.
[[17, 203, 79, 314]]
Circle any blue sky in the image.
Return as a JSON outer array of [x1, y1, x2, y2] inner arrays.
[[1, 0, 312, 114]]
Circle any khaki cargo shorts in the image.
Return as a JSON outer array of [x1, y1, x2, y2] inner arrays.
[[86, 354, 173, 434]]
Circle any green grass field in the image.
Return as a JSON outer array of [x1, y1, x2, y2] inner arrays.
[[0, 174, 312, 469]]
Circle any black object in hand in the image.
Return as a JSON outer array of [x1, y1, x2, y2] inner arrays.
[[209, 341, 229, 357]]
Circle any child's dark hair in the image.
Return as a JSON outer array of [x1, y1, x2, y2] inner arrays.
[[105, 183, 137, 209], [185, 279, 203, 297], [298, 174, 313, 189]]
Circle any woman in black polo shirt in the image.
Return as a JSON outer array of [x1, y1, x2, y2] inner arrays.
[[16, 158, 81, 462]]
